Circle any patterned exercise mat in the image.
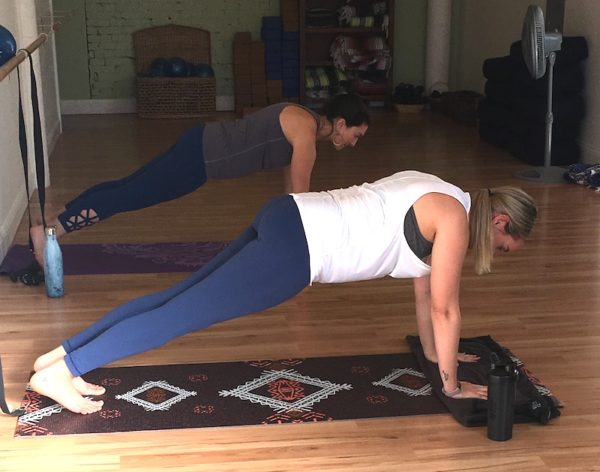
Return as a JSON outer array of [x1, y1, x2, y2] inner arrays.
[[0, 241, 229, 276], [14, 353, 447, 437]]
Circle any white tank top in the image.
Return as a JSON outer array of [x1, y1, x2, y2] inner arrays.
[[291, 171, 471, 284]]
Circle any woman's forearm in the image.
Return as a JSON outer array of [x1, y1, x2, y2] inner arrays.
[[431, 309, 461, 392], [415, 296, 436, 361], [413, 277, 437, 361]]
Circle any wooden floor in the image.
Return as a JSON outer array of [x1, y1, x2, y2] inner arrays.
[[1, 109, 599, 471]]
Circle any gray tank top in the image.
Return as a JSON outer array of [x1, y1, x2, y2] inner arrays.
[[202, 103, 321, 179]]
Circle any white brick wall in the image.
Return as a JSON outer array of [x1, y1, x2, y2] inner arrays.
[[81, 0, 279, 99]]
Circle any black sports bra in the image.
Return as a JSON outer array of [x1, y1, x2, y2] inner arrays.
[[403, 206, 433, 261]]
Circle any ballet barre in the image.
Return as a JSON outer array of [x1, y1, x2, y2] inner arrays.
[[0, 33, 48, 82]]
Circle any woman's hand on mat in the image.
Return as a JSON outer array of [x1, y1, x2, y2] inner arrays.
[[457, 352, 480, 363], [454, 381, 488, 400]]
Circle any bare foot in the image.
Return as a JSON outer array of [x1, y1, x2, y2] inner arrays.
[[72, 377, 106, 396], [34, 346, 106, 395], [34, 346, 67, 371], [29, 360, 104, 414], [30, 224, 46, 267]]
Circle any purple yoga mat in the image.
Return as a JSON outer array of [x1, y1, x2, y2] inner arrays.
[[0, 242, 230, 276]]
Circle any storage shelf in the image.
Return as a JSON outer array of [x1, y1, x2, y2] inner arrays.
[[299, 0, 394, 106], [305, 60, 334, 67], [306, 26, 383, 34], [304, 93, 389, 108]]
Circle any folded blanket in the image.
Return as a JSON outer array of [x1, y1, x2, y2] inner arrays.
[[483, 56, 513, 82], [406, 335, 562, 427], [564, 163, 600, 191]]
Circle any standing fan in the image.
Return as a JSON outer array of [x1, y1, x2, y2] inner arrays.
[[515, 4, 565, 182]]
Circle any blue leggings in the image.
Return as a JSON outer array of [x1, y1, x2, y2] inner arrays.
[[63, 196, 311, 376], [58, 124, 207, 232]]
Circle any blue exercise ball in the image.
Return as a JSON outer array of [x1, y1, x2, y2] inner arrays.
[[0, 25, 17, 67], [166, 57, 189, 77], [149, 57, 168, 77], [194, 63, 214, 78]]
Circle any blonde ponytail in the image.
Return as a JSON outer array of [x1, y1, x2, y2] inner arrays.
[[469, 187, 537, 274], [469, 189, 494, 274]]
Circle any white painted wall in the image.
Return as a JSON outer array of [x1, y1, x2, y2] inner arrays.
[[36, 0, 62, 154], [0, 0, 61, 261], [449, 0, 533, 93], [450, 0, 599, 164], [0, 2, 27, 261], [564, 1, 600, 163]]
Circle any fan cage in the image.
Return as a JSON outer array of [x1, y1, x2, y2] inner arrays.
[[535, 23, 545, 77]]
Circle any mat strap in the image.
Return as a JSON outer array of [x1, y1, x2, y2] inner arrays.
[[0, 355, 25, 417]]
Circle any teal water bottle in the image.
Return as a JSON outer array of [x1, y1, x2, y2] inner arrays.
[[43, 226, 64, 298]]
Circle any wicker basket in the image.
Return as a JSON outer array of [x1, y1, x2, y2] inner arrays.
[[133, 25, 216, 118]]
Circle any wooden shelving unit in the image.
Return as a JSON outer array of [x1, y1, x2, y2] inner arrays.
[[298, 0, 394, 107]]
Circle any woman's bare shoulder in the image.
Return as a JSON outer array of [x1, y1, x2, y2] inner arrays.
[[280, 105, 318, 140], [414, 193, 468, 241]]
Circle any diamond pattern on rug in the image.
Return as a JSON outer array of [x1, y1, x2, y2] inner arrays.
[[14, 353, 447, 437], [219, 369, 353, 412], [115, 380, 197, 411], [372, 368, 432, 396]]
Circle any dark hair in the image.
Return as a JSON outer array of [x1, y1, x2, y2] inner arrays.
[[321, 93, 371, 127]]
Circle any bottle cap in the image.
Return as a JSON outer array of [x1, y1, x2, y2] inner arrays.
[[45, 226, 56, 236]]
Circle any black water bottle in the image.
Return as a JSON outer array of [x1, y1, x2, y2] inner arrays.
[[487, 353, 518, 441]]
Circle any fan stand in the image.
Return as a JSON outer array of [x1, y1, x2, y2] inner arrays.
[[515, 52, 566, 183]]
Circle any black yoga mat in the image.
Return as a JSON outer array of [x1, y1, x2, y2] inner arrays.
[[15, 353, 447, 437], [14, 336, 562, 437]]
